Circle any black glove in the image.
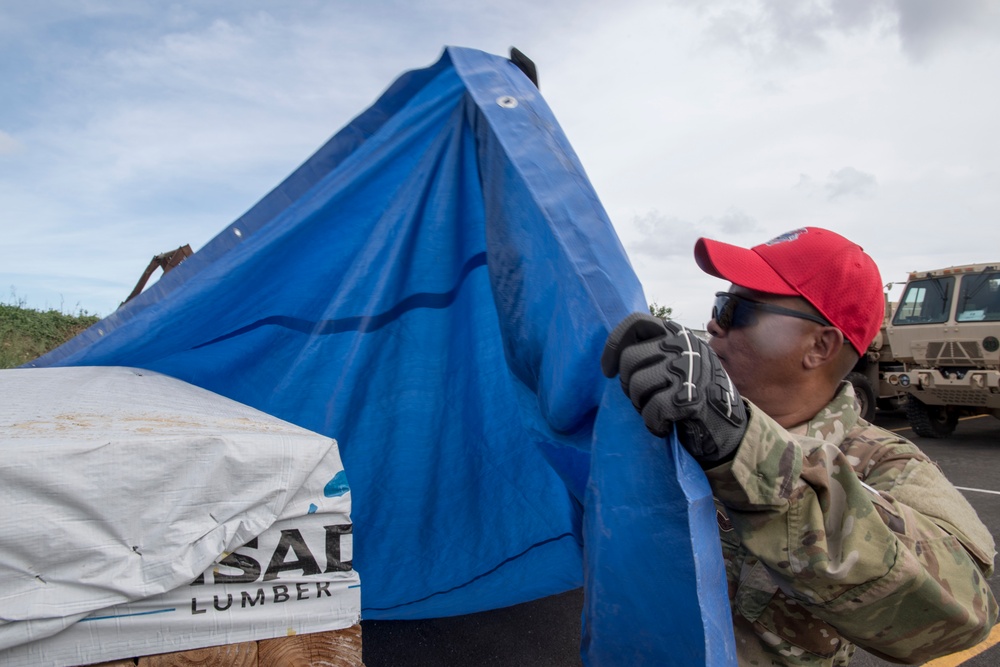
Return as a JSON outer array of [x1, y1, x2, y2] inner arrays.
[[601, 313, 748, 463]]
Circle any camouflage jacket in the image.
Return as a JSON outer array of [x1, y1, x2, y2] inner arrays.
[[705, 383, 997, 666]]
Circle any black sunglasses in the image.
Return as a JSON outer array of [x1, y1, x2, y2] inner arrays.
[[712, 292, 831, 331]]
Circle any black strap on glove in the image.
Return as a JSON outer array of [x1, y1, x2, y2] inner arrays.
[[601, 313, 748, 464]]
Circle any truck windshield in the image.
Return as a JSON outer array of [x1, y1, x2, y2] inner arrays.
[[956, 271, 1000, 322], [892, 276, 954, 325]]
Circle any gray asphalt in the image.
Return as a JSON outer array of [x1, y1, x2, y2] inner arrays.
[[362, 411, 1000, 667]]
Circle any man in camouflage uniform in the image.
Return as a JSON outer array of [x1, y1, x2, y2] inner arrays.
[[601, 227, 997, 665]]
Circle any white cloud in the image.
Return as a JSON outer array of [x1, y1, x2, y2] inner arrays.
[[716, 208, 762, 234], [667, 0, 1000, 64], [824, 166, 877, 199], [1, 1, 999, 323], [628, 208, 761, 259], [0, 2, 591, 315], [667, 0, 894, 64], [795, 168, 877, 200], [895, 0, 1000, 62], [630, 212, 701, 259], [0, 131, 20, 154]]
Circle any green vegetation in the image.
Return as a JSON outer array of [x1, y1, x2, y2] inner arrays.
[[0, 301, 100, 369], [648, 302, 672, 320]]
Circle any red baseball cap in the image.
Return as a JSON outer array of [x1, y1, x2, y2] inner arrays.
[[694, 227, 883, 355]]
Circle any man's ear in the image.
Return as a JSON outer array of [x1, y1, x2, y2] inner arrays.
[[802, 327, 845, 370]]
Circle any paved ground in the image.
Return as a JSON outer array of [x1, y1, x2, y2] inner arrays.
[[362, 411, 1000, 666]]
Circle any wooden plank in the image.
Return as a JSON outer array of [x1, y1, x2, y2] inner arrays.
[[74, 624, 362, 667], [258, 625, 363, 667], [136, 641, 257, 667]]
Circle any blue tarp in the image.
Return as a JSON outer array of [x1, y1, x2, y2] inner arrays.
[[30, 47, 735, 665]]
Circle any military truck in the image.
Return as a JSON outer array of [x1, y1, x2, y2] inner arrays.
[[880, 263, 1000, 437]]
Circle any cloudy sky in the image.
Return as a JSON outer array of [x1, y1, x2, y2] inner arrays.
[[2, 1, 999, 327]]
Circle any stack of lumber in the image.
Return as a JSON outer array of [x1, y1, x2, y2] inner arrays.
[[83, 626, 363, 667]]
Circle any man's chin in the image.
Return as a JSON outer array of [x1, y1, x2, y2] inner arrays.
[[718, 361, 751, 398], [712, 350, 731, 375]]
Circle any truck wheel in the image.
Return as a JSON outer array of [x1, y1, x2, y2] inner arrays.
[[906, 397, 958, 438], [846, 372, 876, 422]]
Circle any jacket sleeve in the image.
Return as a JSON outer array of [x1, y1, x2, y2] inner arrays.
[[704, 404, 998, 664]]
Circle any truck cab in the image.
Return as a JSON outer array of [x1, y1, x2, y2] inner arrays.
[[883, 263, 1000, 437]]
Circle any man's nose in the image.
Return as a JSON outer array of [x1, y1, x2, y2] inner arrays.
[[706, 317, 724, 338]]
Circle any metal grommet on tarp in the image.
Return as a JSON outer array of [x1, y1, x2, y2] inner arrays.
[[496, 96, 518, 108]]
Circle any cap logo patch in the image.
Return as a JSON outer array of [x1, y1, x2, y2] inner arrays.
[[765, 228, 808, 246]]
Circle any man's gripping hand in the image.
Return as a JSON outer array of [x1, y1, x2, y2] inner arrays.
[[601, 313, 748, 463]]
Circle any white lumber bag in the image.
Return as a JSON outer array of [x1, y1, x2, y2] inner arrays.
[[0, 367, 360, 667]]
